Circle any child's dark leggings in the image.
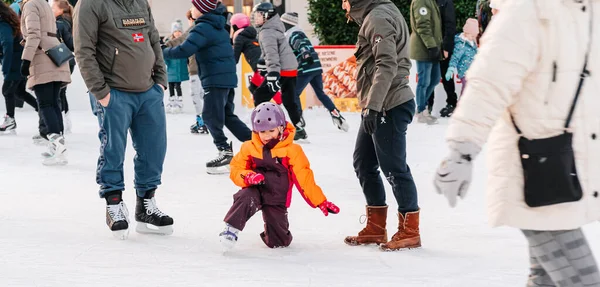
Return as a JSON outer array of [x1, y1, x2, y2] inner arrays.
[[223, 187, 293, 248], [169, 82, 182, 97]]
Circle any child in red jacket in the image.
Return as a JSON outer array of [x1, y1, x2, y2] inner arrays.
[[220, 102, 339, 251]]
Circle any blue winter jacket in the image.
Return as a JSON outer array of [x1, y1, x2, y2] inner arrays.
[[162, 6, 237, 89], [0, 21, 25, 81], [165, 58, 189, 83], [448, 34, 478, 79]]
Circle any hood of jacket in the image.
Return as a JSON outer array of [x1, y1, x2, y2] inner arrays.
[[261, 14, 285, 33], [348, 0, 392, 25], [196, 5, 227, 30], [250, 122, 296, 151]]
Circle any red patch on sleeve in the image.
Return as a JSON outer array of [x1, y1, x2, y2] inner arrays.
[[132, 33, 145, 42]]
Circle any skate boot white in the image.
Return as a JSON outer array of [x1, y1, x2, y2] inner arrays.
[[330, 109, 349, 132], [0, 115, 16, 135], [206, 143, 233, 175], [175, 96, 184, 114], [219, 224, 240, 252], [105, 191, 130, 240], [42, 133, 68, 166], [135, 189, 174, 235], [166, 96, 176, 114]]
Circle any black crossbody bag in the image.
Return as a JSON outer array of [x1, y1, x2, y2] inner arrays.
[[44, 42, 74, 67], [510, 9, 593, 208]]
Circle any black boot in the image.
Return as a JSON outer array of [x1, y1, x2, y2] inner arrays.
[[105, 190, 130, 239], [135, 189, 174, 235]]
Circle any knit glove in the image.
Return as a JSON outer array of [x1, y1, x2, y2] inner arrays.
[[266, 71, 281, 94], [445, 67, 457, 81], [244, 172, 265, 186], [20, 60, 30, 77], [361, 108, 379, 135], [318, 200, 340, 216], [434, 141, 481, 207]]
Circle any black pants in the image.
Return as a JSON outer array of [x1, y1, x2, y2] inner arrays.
[[353, 100, 419, 213], [34, 81, 63, 135], [58, 63, 75, 113], [203, 87, 252, 149], [253, 76, 301, 125], [169, 82, 182, 97], [2, 79, 37, 117], [428, 54, 457, 110]]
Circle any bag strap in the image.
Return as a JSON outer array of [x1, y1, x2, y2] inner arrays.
[[512, 2, 593, 135]]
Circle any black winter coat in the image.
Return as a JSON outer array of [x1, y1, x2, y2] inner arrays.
[[437, 0, 457, 54], [233, 26, 261, 72]]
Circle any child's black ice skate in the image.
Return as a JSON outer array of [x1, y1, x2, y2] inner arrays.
[[294, 125, 309, 143], [191, 115, 209, 134], [439, 104, 455, 118], [105, 191, 130, 240], [135, 189, 174, 235], [206, 143, 234, 175]]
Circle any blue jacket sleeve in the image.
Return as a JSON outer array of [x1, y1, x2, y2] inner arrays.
[[163, 29, 207, 60], [448, 37, 466, 70], [0, 24, 14, 77]]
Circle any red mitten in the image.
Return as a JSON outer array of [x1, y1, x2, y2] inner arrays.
[[244, 172, 265, 186], [318, 201, 340, 216]]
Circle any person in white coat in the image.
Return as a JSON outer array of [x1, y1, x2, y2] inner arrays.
[[434, 0, 600, 286]]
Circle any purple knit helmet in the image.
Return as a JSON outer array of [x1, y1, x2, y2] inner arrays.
[[251, 102, 286, 132]]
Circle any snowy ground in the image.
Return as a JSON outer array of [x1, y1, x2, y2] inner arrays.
[[1, 106, 599, 287], [1, 68, 599, 286]]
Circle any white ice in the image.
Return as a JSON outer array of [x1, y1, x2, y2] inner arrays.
[[0, 70, 599, 287]]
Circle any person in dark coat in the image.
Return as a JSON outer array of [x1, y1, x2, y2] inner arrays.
[[231, 13, 261, 72], [220, 102, 339, 250], [52, 0, 75, 133], [0, 1, 38, 133], [163, 0, 252, 175], [427, 0, 457, 118]]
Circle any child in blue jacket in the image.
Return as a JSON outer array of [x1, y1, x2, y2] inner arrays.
[[163, 0, 251, 174], [445, 18, 479, 96], [164, 20, 190, 114]]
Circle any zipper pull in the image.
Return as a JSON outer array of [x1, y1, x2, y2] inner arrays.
[[115, 48, 119, 55]]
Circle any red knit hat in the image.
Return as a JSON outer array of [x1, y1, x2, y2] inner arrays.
[[192, 0, 218, 14]]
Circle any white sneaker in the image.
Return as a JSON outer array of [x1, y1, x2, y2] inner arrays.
[[43, 133, 68, 166], [417, 109, 438, 125], [0, 115, 16, 135]]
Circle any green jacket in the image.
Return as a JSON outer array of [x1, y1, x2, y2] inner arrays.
[[409, 0, 443, 61], [73, 0, 167, 100], [348, 0, 414, 112]]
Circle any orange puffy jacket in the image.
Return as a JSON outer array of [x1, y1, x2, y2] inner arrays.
[[230, 123, 327, 208]]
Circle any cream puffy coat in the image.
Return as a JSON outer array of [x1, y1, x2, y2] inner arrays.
[[446, 0, 600, 230], [21, 0, 71, 89]]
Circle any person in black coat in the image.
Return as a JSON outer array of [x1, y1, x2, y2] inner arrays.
[[427, 0, 457, 118], [231, 13, 261, 72], [0, 2, 38, 133], [52, 0, 76, 133]]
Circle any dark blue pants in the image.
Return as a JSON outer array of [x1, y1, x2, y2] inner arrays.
[[294, 72, 336, 113], [353, 100, 419, 213], [96, 84, 167, 198], [203, 87, 251, 149]]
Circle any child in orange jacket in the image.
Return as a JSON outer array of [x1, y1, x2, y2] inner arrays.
[[220, 102, 339, 250]]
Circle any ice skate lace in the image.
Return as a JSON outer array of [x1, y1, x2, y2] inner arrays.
[[107, 202, 127, 221], [209, 149, 232, 164], [144, 197, 167, 217]]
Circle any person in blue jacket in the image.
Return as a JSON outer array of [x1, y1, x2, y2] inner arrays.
[[163, 0, 251, 175], [0, 2, 38, 133]]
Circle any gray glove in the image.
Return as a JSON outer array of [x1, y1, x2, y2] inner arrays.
[[434, 141, 481, 207]]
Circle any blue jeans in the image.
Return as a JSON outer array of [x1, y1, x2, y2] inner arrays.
[[95, 84, 167, 198], [294, 72, 337, 113], [353, 100, 419, 213], [203, 87, 251, 150], [416, 61, 441, 113]]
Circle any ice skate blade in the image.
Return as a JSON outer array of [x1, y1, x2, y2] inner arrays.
[[220, 237, 236, 253], [42, 156, 68, 166], [207, 166, 230, 175], [136, 222, 173, 235], [112, 228, 129, 240], [0, 130, 16, 135]]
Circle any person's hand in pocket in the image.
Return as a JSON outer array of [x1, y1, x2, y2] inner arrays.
[[99, 93, 110, 107]]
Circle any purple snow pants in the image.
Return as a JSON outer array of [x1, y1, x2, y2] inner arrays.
[[223, 187, 293, 248]]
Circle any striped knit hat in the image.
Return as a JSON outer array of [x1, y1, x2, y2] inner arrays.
[[280, 12, 299, 26], [192, 0, 218, 14]]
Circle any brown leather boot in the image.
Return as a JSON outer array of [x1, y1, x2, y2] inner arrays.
[[380, 210, 421, 251], [344, 206, 388, 246]]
